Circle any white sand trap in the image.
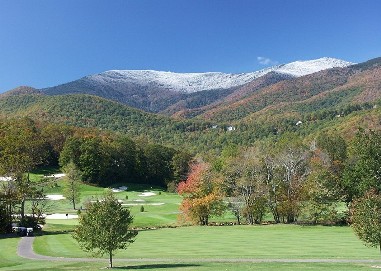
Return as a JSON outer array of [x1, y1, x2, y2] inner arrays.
[[45, 213, 78, 219], [90, 199, 124, 203], [122, 203, 165, 206], [112, 186, 128, 192], [46, 173, 66, 178], [46, 194, 66, 200], [134, 199, 145, 202], [138, 192, 156, 197], [0, 176, 13, 181]]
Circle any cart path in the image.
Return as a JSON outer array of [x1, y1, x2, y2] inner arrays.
[[17, 236, 381, 264]]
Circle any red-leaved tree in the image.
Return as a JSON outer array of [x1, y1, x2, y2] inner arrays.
[[177, 162, 224, 225]]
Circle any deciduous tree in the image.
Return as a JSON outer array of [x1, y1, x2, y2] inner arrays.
[[178, 162, 224, 225], [73, 190, 137, 268], [343, 129, 381, 203], [350, 190, 381, 254], [62, 161, 82, 210]]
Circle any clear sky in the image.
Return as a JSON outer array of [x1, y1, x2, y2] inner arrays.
[[0, 0, 380, 92]]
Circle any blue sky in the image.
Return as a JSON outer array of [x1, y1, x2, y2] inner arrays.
[[0, 0, 380, 92]]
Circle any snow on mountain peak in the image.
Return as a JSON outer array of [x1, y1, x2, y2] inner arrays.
[[87, 57, 354, 93], [275, 57, 354, 77]]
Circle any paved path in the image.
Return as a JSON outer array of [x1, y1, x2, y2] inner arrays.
[[17, 237, 381, 264]]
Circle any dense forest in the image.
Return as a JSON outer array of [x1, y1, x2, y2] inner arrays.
[[1, 116, 381, 231]]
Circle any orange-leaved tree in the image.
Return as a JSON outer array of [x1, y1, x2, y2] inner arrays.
[[177, 162, 224, 225]]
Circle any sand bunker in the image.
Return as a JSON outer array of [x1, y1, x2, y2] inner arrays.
[[112, 186, 128, 192], [138, 192, 156, 197], [46, 194, 66, 200], [90, 199, 124, 203], [0, 176, 13, 181], [45, 213, 78, 219], [45, 173, 66, 178], [122, 203, 165, 206]]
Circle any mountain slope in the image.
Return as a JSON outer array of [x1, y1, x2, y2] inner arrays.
[[199, 58, 381, 122], [39, 57, 353, 113], [0, 57, 380, 154]]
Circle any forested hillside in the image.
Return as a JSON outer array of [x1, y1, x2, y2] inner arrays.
[[0, 57, 380, 154], [197, 58, 381, 122]]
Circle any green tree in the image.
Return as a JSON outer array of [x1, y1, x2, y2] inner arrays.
[[0, 118, 48, 220], [274, 135, 309, 223], [342, 129, 381, 203], [102, 136, 137, 185], [350, 190, 381, 254], [79, 137, 104, 184], [222, 148, 268, 224], [143, 144, 176, 186], [40, 124, 74, 166], [62, 161, 82, 210], [59, 136, 83, 168], [303, 149, 342, 224], [73, 190, 137, 268]]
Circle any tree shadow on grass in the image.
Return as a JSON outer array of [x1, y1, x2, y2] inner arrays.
[[113, 263, 200, 269], [0, 233, 21, 239]]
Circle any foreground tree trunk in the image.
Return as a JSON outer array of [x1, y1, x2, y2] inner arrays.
[[109, 250, 113, 268]]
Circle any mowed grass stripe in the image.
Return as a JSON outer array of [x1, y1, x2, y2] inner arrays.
[[34, 225, 380, 260]]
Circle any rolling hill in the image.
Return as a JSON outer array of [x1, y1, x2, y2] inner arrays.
[[1, 57, 380, 153]]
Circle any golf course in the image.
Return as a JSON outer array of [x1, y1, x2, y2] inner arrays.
[[1, 172, 381, 271]]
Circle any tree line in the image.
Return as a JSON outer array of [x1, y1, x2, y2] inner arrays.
[[178, 129, 381, 229], [0, 118, 191, 233]]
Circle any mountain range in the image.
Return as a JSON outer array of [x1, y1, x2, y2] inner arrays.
[[32, 57, 353, 114], [1, 56, 381, 152]]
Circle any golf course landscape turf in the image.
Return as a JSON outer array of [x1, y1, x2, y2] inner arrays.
[[2, 171, 381, 270]]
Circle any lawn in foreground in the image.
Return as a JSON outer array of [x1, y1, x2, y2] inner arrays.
[[34, 224, 380, 260], [0, 225, 380, 271]]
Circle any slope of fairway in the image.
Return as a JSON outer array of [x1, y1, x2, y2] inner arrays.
[[34, 225, 380, 260]]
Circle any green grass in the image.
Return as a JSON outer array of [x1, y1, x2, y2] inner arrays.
[[42, 184, 182, 226], [3, 169, 379, 270], [24, 171, 182, 226], [2, 224, 381, 271], [34, 225, 380, 260]]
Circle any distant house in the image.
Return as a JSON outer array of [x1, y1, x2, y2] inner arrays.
[[296, 121, 302, 126], [212, 125, 218, 129], [227, 126, 236, 131]]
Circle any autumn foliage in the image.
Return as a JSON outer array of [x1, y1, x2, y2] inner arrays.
[[177, 162, 224, 225]]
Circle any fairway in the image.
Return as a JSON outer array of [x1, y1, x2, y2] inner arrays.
[[3, 172, 381, 271], [33, 224, 380, 260], [2, 225, 381, 271]]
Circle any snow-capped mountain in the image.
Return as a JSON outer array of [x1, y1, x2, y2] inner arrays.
[[40, 57, 353, 113], [275, 57, 353, 77], [84, 57, 353, 94]]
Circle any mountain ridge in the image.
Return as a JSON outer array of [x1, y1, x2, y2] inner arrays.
[[34, 57, 353, 113], [0, 57, 381, 153]]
